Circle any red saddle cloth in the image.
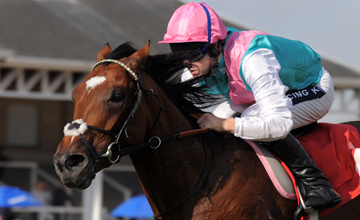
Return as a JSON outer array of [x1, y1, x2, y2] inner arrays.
[[296, 123, 360, 217]]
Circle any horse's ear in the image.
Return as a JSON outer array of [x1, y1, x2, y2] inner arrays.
[[129, 41, 150, 65], [97, 43, 112, 61]]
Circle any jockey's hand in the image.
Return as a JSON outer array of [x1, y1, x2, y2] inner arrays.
[[197, 113, 235, 134]]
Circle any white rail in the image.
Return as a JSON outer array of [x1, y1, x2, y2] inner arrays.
[[0, 50, 93, 101]]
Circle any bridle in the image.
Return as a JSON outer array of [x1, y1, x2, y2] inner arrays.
[[83, 78, 164, 163], [66, 58, 210, 219], [69, 59, 162, 164]]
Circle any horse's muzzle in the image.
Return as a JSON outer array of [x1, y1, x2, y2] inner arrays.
[[54, 139, 96, 189]]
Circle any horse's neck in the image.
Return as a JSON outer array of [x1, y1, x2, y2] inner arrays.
[[140, 74, 195, 136], [129, 81, 205, 217], [130, 135, 205, 218], [133, 84, 203, 173]]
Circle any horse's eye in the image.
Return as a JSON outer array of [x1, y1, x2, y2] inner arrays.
[[111, 91, 124, 102]]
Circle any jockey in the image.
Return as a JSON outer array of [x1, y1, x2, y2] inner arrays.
[[159, 2, 341, 219]]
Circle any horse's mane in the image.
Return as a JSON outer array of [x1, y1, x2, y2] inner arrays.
[[107, 42, 221, 115]]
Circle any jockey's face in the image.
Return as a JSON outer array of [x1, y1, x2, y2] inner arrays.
[[184, 53, 213, 78]]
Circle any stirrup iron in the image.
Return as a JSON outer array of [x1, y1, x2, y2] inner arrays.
[[297, 186, 319, 220]]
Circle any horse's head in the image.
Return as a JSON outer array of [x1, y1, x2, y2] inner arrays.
[[54, 42, 150, 189]]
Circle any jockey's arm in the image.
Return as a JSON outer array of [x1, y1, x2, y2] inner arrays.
[[234, 48, 293, 141], [197, 49, 293, 141]]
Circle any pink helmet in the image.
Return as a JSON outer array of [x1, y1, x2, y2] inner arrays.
[[159, 2, 227, 46]]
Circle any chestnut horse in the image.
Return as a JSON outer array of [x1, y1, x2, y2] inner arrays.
[[54, 42, 360, 220]]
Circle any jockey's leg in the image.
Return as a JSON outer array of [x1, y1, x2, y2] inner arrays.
[[264, 134, 341, 219], [291, 68, 334, 130]]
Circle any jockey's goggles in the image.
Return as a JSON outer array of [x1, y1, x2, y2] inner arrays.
[[170, 42, 210, 63], [187, 52, 207, 63]]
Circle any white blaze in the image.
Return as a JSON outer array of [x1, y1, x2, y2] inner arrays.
[[86, 76, 106, 92]]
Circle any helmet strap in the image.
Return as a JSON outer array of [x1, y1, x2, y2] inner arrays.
[[212, 56, 219, 70], [199, 3, 212, 55]]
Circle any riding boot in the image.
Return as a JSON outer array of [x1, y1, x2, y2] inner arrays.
[[261, 133, 342, 219]]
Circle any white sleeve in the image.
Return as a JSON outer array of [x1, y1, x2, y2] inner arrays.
[[234, 49, 294, 141]]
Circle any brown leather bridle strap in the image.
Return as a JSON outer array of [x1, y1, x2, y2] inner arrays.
[[189, 112, 204, 119], [118, 111, 208, 156], [178, 128, 209, 138], [119, 127, 209, 156]]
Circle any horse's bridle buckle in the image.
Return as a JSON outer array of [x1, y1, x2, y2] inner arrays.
[[100, 142, 121, 164]]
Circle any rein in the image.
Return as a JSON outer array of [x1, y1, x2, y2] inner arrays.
[[67, 59, 210, 219], [120, 127, 209, 155]]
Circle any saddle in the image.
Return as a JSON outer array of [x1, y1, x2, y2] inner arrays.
[[188, 113, 360, 218], [249, 122, 360, 219]]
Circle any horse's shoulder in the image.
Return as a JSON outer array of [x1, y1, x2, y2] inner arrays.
[[204, 131, 263, 176], [204, 132, 251, 154]]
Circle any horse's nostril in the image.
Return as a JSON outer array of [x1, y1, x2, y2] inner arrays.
[[66, 155, 85, 168]]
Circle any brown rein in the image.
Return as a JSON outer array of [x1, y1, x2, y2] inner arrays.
[[119, 127, 209, 156], [119, 112, 208, 156]]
